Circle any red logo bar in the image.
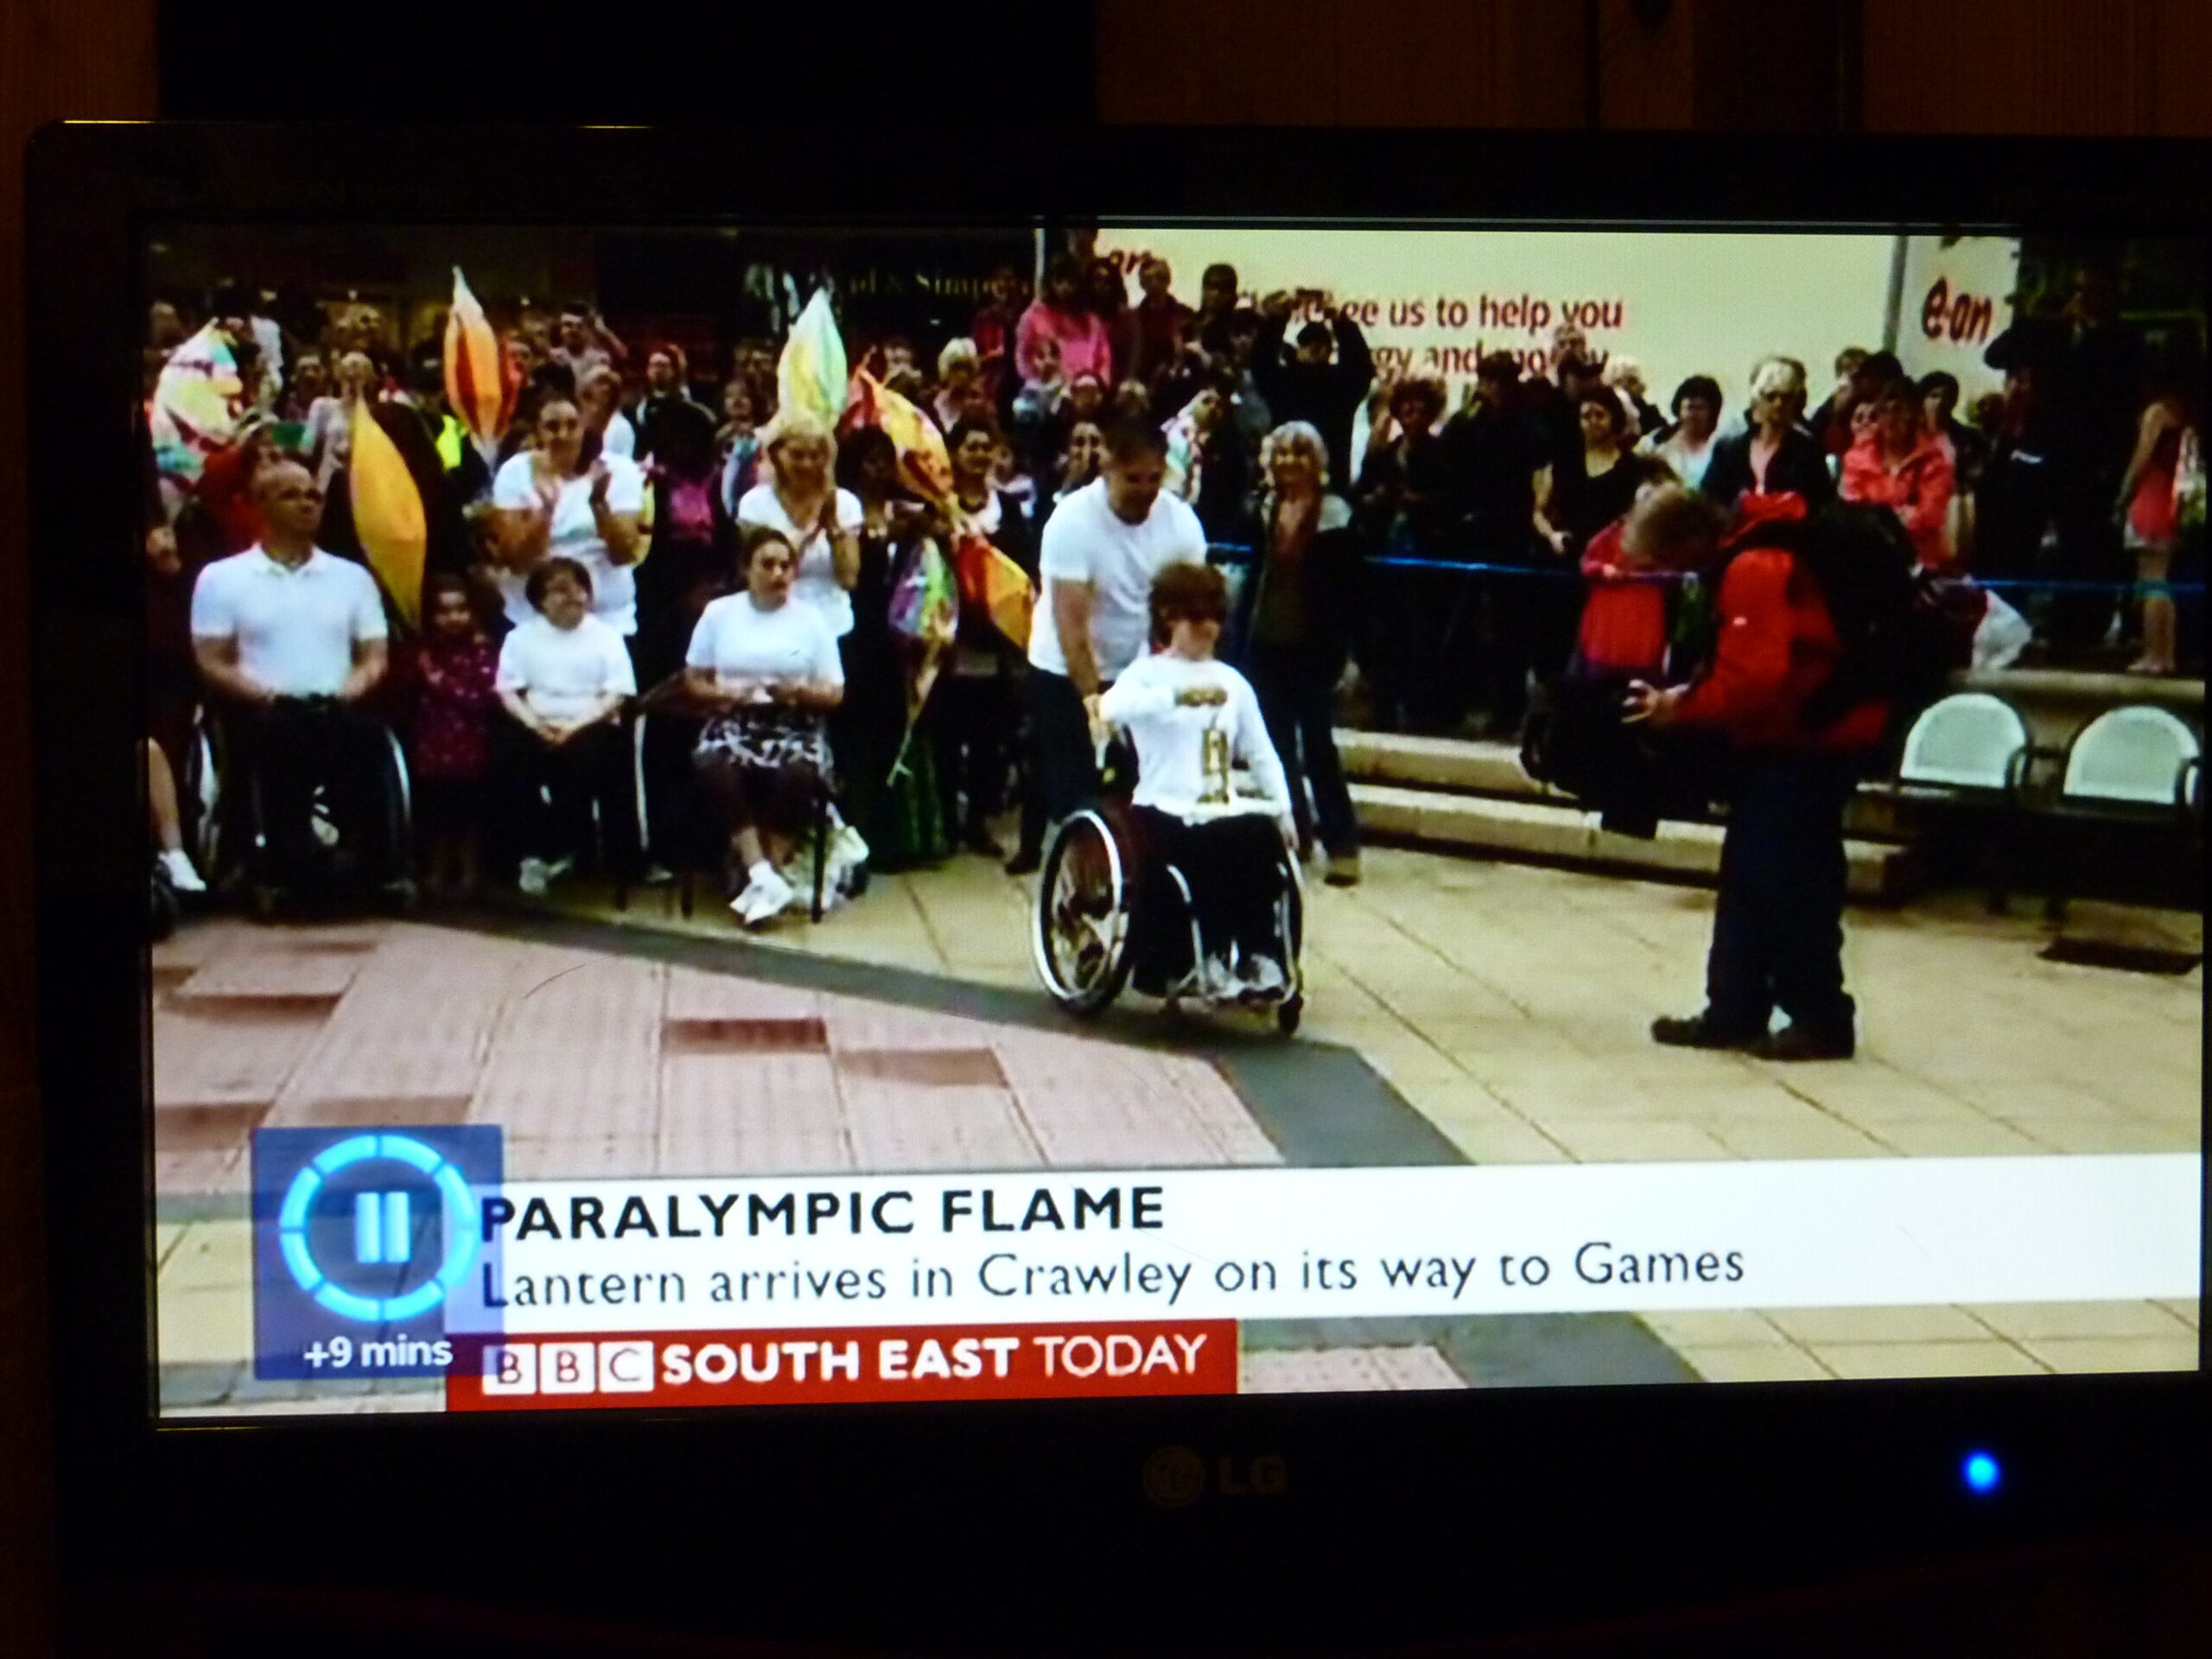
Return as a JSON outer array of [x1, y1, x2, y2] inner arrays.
[[445, 1321, 1237, 1411]]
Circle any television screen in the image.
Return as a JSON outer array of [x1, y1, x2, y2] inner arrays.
[[136, 213, 2202, 1425]]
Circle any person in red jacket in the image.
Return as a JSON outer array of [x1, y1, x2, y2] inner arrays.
[[1623, 502, 1887, 1061]]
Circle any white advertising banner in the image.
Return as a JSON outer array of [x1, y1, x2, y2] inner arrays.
[[442, 1155, 2201, 1337], [1091, 227, 1899, 408], [1894, 233, 2022, 401]]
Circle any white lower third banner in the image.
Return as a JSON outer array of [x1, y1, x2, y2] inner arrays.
[[443, 1155, 2202, 1337]]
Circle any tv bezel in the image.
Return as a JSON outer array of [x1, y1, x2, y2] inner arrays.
[[27, 122, 2210, 1649]]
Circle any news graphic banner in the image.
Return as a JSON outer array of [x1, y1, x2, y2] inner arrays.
[[248, 1128, 2197, 1408]]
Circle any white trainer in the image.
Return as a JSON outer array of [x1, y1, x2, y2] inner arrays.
[[741, 866, 797, 925], [159, 849, 207, 894], [1243, 955, 1288, 998], [517, 857, 550, 898]]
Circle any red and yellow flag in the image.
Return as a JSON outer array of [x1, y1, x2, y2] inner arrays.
[[443, 267, 516, 455], [954, 531, 1035, 651], [844, 368, 952, 506], [348, 399, 427, 631]]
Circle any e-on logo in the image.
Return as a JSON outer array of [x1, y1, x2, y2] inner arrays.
[[276, 1132, 481, 1321]]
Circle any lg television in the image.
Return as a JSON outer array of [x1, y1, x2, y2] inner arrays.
[[27, 123, 2209, 1649]]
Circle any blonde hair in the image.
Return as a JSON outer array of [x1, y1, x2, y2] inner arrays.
[[1260, 420, 1331, 486], [1602, 355, 1644, 390], [937, 337, 980, 378], [1749, 355, 1808, 400], [761, 405, 837, 468]]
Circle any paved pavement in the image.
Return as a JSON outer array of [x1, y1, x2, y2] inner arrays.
[[150, 841, 2202, 1406]]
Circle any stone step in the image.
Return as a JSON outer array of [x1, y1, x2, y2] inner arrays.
[[1336, 729, 1910, 841], [1349, 783, 1913, 902]]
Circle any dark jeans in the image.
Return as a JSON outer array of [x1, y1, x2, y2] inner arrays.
[[219, 696, 395, 893], [1027, 666, 1099, 822], [1131, 805, 1287, 980], [1246, 640, 1357, 856], [493, 719, 639, 878], [1706, 751, 1861, 1039], [930, 669, 1019, 839]]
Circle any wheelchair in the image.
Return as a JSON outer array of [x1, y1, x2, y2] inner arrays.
[[1029, 733, 1306, 1035], [186, 697, 417, 918]]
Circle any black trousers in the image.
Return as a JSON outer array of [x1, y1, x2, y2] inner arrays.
[[1706, 751, 1861, 1039], [219, 696, 395, 893], [930, 669, 1019, 838], [1246, 640, 1357, 856], [1027, 666, 1100, 822], [491, 720, 639, 877], [1132, 806, 1287, 980]]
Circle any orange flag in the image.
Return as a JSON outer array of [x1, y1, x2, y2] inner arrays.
[[953, 531, 1035, 651], [348, 399, 428, 631], [443, 267, 515, 456], [846, 368, 952, 506]]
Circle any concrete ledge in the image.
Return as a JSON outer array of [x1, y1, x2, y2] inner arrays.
[[1350, 783, 1910, 902]]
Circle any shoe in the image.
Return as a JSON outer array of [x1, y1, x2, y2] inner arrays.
[[159, 849, 207, 894], [728, 877, 764, 918], [825, 824, 869, 882], [1004, 848, 1041, 877], [1751, 1025, 1856, 1063], [517, 857, 550, 898], [543, 855, 575, 886], [1243, 955, 1288, 998], [1324, 851, 1362, 887], [741, 866, 797, 926], [641, 862, 677, 887], [1650, 1013, 1764, 1050], [1200, 953, 1239, 1000]]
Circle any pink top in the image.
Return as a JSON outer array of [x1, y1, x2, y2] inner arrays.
[[1014, 301, 1114, 387], [1840, 427, 1955, 569]]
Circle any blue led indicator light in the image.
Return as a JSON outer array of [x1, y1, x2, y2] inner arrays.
[[1962, 1452, 2001, 1494]]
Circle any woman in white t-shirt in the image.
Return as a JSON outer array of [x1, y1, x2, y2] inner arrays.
[[493, 557, 640, 896], [734, 409, 862, 642], [579, 362, 638, 461], [684, 525, 847, 925], [1097, 562, 1295, 999], [490, 393, 647, 635]]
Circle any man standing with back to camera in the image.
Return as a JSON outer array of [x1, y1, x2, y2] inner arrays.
[[1622, 491, 1891, 1062], [1020, 420, 1209, 845]]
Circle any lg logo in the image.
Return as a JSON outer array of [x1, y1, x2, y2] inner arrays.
[[1141, 1446, 1288, 1509]]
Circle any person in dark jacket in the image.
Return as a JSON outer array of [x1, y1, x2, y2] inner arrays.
[[1250, 291, 1376, 497], [1700, 355, 1837, 514], [1625, 497, 1890, 1062], [1442, 353, 1544, 733], [1233, 421, 1364, 886]]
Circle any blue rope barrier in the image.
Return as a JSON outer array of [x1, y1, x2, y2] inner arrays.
[[1206, 544, 2206, 594]]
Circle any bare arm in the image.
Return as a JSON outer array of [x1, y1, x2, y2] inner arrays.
[[1530, 464, 1566, 554], [1050, 578, 1102, 697], [499, 688, 546, 734], [193, 636, 272, 706], [338, 638, 388, 703], [829, 524, 860, 591], [594, 502, 645, 566], [493, 504, 552, 572]]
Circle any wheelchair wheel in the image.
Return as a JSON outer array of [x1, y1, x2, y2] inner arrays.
[[1032, 810, 1132, 1017]]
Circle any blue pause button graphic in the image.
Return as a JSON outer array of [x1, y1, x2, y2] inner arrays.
[[353, 1190, 415, 1266]]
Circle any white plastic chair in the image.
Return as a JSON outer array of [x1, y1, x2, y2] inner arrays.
[[2061, 706, 2202, 810], [1897, 692, 2031, 795]]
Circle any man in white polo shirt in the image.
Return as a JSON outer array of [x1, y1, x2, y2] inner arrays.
[[1023, 421, 1208, 836], [191, 458, 393, 898]]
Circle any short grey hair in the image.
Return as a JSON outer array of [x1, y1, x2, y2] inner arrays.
[[1749, 354, 1808, 400]]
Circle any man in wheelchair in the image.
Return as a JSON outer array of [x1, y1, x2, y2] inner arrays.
[[189, 458, 400, 906], [1094, 562, 1300, 1002]]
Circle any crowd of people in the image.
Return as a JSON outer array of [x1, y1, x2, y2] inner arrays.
[[141, 247, 2203, 967]]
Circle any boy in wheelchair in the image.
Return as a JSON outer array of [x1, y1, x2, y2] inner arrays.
[[1095, 562, 1299, 1001]]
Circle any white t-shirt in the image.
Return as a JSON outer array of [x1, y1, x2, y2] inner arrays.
[[686, 592, 843, 696], [494, 613, 637, 722], [1097, 651, 1289, 823], [1028, 478, 1207, 683], [734, 483, 865, 639], [491, 451, 648, 634], [599, 410, 636, 461], [189, 545, 388, 697]]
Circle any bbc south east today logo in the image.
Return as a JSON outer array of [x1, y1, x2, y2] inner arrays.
[[250, 1127, 503, 1380]]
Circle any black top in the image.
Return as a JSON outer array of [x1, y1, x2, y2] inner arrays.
[[1250, 313, 1376, 493], [1441, 403, 1541, 561], [1700, 425, 1838, 512]]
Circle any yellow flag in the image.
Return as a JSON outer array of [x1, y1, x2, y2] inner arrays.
[[348, 399, 427, 631]]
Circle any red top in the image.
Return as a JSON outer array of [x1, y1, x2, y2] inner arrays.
[[1575, 519, 1669, 676], [194, 442, 266, 554], [1840, 428, 1955, 569], [410, 635, 500, 781], [1672, 547, 1887, 753]]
